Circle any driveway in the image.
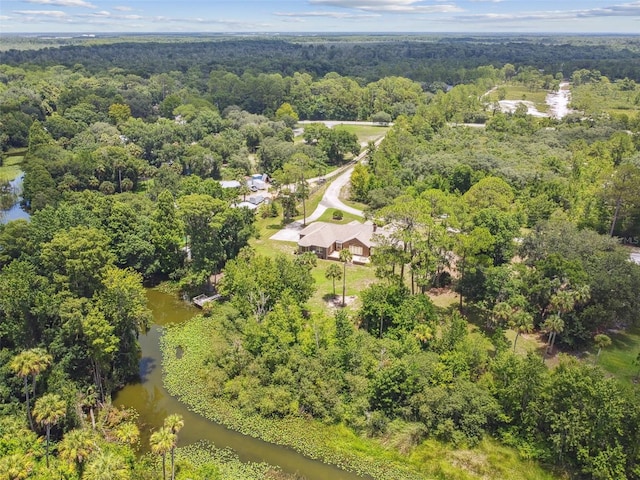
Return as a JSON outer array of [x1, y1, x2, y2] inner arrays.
[[270, 137, 387, 243]]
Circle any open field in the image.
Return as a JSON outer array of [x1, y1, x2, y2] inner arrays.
[[571, 81, 640, 120]]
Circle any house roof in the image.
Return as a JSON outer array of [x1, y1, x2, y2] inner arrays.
[[248, 195, 266, 205], [220, 180, 241, 188], [298, 221, 383, 249], [234, 201, 258, 210]]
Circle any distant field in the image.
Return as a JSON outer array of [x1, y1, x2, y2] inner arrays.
[[571, 81, 640, 120], [486, 84, 550, 113]]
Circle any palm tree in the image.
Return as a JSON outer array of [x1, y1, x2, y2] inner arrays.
[[594, 334, 612, 362], [542, 314, 565, 355], [82, 450, 130, 480], [33, 393, 66, 468], [339, 249, 352, 307], [572, 284, 591, 306], [58, 428, 96, 475], [9, 348, 52, 431], [0, 453, 34, 480], [412, 323, 433, 346], [550, 290, 575, 316], [150, 426, 176, 480], [114, 422, 140, 446], [164, 414, 184, 480], [510, 310, 534, 353], [82, 386, 98, 430], [491, 301, 513, 329], [324, 263, 342, 296]]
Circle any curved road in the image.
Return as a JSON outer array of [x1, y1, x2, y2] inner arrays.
[[270, 136, 384, 242]]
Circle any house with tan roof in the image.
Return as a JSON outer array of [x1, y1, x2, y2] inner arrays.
[[297, 221, 386, 263]]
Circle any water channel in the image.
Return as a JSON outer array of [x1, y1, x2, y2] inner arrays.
[[113, 289, 368, 480]]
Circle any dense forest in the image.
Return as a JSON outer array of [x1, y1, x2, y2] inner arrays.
[[2, 35, 640, 84], [1, 35, 640, 479]]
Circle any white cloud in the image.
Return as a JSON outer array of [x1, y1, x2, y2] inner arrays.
[[76, 10, 143, 20], [13, 9, 68, 17], [275, 10, 380, 19], [309, 0, 463, 13], [114, 6, 133, 11], [23, 0, 96, 8], [456, 1, 640, 22], [148, 15, 271, 29]]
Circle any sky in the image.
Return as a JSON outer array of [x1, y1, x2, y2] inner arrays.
[[1, 0, 639, 34]]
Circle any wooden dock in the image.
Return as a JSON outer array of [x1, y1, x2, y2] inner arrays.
[[192, 294, 221, 308]]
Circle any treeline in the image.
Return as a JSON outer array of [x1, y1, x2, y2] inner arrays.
[[3, 36, 640, 83]]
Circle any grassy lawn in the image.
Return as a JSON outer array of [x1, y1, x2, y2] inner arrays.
[[590, 325, 640, 384], [316, 208, 363, 224], [293, 123, 388, 149], [250, 214, 296, 259], [427, 290, 459, 309], [308, 258, 376, 314], [572, 82, 640, 119], [334, 124, 390, 143], [504, 330, 547, 357], [251, 210, 376, 315], [608, 108, 639, 120], [339, 197, 369, 212], [0, 149, 26, 182], [294, 182, 329, 220]]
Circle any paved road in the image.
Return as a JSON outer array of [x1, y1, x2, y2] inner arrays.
[[270, 137, 384, 242]]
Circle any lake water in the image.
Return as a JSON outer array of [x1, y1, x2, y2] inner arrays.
[[0, 173, 30, 224], [113, 289, 368, 480]]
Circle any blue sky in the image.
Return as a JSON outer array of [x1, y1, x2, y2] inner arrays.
[[1, 0, 639, 34]]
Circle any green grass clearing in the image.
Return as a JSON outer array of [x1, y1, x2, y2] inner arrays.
[[308, 258, 376, 314], [339, 196, 369, 212], [0, 149, 25, 183], [588, 325, 640, 385], [316, 208, 363, 224], [504, 330, 546, 357], [427, 290, 460, 309], [333, 124, 390, 144]]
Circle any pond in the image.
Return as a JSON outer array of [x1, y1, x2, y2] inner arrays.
[[113, 289, 368, 480], [0, 173, 30, 224]]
